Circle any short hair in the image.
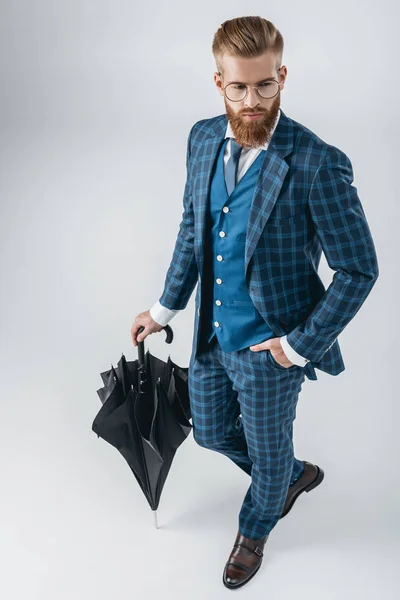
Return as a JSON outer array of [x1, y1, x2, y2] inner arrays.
[[212, 16, 284, 77]]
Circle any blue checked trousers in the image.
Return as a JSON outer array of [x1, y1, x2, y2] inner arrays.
[[188, 334, 307, 540]]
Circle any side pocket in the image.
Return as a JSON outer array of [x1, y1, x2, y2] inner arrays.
[[267, 350, 287, 370]]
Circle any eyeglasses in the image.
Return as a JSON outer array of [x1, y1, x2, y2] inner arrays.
[[218, 67, 282, 102]]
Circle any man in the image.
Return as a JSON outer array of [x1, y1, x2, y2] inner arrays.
[[131, 16, 379, 590]]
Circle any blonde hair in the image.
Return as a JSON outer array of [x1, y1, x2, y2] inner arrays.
[[212, 16, 284, 77]]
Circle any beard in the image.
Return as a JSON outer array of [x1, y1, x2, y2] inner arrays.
[[224, 92, 281, 149]]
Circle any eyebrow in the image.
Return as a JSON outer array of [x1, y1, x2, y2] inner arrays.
[[226, 77, 276, 85]]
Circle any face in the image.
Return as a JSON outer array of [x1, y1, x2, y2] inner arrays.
[[214, 51, 287, 149]]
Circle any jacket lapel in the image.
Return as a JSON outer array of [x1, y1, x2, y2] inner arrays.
[[193, 110, 294, 278]]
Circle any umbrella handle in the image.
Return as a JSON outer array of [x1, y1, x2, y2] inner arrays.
[[137, 324, 174, 365]]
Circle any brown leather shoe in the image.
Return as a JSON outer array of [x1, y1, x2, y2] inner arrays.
[[280, 460, 324, 519], [222, 530, 269, 589]]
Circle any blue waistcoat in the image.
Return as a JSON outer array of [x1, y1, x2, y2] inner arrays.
[[199, 138, 275, 352]]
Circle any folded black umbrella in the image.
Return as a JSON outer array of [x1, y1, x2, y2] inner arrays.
[[92, 324, 192, 528]]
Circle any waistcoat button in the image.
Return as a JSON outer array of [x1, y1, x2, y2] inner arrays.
[[219, 231, 226, 237], [217, 255, 223, 261], [216, 278, 222, 284]]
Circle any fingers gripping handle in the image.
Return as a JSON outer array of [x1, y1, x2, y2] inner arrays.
[[137, 324, 174, 366]]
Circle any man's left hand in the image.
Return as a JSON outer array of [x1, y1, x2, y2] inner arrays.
[[249, 337, 294, 368]]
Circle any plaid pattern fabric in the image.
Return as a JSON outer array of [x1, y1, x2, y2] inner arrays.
[[188, 335, 306, 539], [158, 109, 379, 375]]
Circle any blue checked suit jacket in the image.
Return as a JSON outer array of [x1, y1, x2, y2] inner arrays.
[[158, 109, 379, 376]]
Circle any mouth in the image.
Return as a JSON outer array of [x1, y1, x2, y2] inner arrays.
[[243, 113, 264, 119]]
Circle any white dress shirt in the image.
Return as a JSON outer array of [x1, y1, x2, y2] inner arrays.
[[149, 109, 309, 367]]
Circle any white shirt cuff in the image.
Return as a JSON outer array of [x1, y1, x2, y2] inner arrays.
[[149, 300, 180, 327], [280, 334, 310, 366]]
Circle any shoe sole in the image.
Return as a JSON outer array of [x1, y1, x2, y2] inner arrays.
[[280, 465, 325, 519]]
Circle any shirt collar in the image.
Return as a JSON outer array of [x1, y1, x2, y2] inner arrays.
[[224, 108, 281, 150]]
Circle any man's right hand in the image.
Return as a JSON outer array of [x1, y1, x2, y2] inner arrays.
[[131, 310, 164, 347]]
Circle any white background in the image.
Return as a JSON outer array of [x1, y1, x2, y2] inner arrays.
[[0, 1, 398, 598]]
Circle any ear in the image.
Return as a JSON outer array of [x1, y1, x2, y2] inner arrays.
[[278, 65, 288, 91], [214, 71, 224, 96]]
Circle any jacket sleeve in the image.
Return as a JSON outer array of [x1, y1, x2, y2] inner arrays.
[[286, 144, 379, 363], [157, 123, 199, 311]]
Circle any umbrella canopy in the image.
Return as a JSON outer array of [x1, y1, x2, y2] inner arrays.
[[92, 324, 192, 527]]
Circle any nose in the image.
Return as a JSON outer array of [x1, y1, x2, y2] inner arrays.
[[244, 87, 261, 110]]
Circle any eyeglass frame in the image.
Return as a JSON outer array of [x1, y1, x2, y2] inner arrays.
[[217, 66, 283, 102]]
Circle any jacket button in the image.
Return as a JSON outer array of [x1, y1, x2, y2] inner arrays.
[[215, 300, 222, 306], [214, 321, 220, 327], [217, 255, 223, 261], [222, 206, 229, 213], [216, 278, 222, 284], [219, 231, 226, 237]]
